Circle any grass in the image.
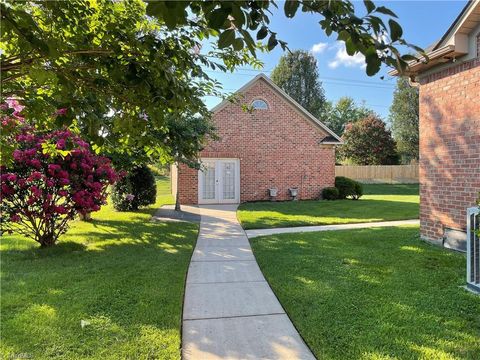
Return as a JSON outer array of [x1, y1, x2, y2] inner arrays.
[[250, 226, 480, 359], [238, 183, 419, 229], [1, 176, 198, 360]]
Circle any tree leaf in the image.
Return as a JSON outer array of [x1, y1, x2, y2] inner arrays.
[[257, 25, 268, 40], [365, 48, 381, 76], [363, 0, 375, 13], [267, 34, 278, 51], [388, 19, 403, 42], [208, 8, 229, 29], [345, 38, 356, 56], [232, 38, 244, 51], [218, 29, 235, 49], [284, 0, 300, 18], [376, 6, 398, 18], [401, 54, 418, 62]]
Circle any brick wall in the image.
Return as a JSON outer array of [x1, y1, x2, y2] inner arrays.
[[177, 78, 336, 204], [418, 46, 480, 242]]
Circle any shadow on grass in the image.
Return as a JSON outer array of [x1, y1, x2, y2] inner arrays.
[[1, 216, 198, 359], [251, 227, 480, 359]]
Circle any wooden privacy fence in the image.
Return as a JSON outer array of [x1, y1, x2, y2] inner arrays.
[[335, 165, 419, 184]]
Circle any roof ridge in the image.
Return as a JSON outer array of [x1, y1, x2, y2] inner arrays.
[[210, 73, 342, 143]]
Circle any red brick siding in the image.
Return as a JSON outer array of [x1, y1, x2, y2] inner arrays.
[[418, 52, 480, 242], [177, 78, 336, 204]]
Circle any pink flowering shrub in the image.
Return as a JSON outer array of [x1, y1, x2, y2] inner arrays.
[[1, 106, 117, 247]]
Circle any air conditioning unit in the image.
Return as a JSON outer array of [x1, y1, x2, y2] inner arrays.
[[466, 207, 480, 293]]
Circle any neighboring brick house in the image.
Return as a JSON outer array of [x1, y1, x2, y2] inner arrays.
[[172, 74, 342, 205], [391, 0, 480, 250]]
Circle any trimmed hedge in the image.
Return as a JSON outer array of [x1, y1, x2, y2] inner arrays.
[[112, 165, 156, 211], [334, 176, 363, 200], [322, 187, 339, 200]]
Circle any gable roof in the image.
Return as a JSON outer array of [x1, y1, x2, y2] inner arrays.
[[389, 0, 480, 76], [210, 73, 343, 144]]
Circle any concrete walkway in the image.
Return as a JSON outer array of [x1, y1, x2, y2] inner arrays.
[[182, 205, 315, 360], [246, 219, 420, 238]]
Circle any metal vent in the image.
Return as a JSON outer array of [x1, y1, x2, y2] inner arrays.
[[467, 207, 480, 293]]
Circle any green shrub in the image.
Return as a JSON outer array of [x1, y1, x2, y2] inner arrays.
[[334, 176, 363, 200], [322, 187, 339, 200], [352, 182, 363, 200], [112, 165, 156, 211]]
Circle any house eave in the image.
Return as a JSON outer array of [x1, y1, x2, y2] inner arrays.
[[388, 45, 465, 76]]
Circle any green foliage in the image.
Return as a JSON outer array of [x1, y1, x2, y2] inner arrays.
[[389, 77, 419, 164], [271, 50, 327, 120], [250, 227, 480, 359], [323, 97, 375, 136], [322, 187, 339, 200], [339, 115, 398, 165], [112, 165, 156, 211], [1, 0, 420, 165], [335, 176, 363, 200], [111, 175, 135, 212], [0, 0, 230, 165], [143, 0, 422, 74]]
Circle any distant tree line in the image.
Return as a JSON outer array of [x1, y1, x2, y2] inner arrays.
[[271, 50, 419, 165]]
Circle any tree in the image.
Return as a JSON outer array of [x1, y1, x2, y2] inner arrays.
[[389, 77, 419, 163], [1, 0, 421, 166], [339, 115, 398, 165], [324, 97, 375, 136], [1, 105, 117, 247], [271, 50, 327, 120], [0, 0, 228, 167]]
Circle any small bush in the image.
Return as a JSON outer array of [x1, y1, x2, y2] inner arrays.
[[335, 176, 363, 200], [352, 182, 363, 200], [112, 165, 156, 211], [111, 176, 135, 211], [322, 187, 339, 200]]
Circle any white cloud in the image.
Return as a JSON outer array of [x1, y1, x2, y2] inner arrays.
[[310, 42, 328, 54], [328, 42, 366, 69]]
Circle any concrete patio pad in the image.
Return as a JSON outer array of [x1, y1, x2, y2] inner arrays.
[[182, 205, 314, 360]]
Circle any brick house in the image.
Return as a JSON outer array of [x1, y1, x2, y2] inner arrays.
[[172, 74, 342, 205], [391, 0, 480, 250]]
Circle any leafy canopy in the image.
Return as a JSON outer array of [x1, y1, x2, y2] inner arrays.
[[324, 97, 375, 136], [1, 0, 254, 166], [1, 0, 419, 165], [271, 50, 327, 121], [145, 0, 422, 76], [339, 115, 398, 165], [389, 77, 419, 164]]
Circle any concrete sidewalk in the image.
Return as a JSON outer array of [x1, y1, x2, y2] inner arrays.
[[245, 219, 420, 238], [182, 205, 315, 360]]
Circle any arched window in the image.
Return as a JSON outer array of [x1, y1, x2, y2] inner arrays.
[[251, 99, 268, 110]]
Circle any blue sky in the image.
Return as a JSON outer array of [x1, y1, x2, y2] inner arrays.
[[203, 0, 467, 120]]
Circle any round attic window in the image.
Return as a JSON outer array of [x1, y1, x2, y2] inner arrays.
[[251, 99, 268, 110]]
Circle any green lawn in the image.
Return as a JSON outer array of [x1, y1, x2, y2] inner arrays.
[[250, 226, 480, 359], [1, 176, 198, 360], [238, 184, 419, 229]]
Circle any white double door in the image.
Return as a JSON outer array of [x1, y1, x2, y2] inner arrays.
[[198, 158, 240, 204]]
